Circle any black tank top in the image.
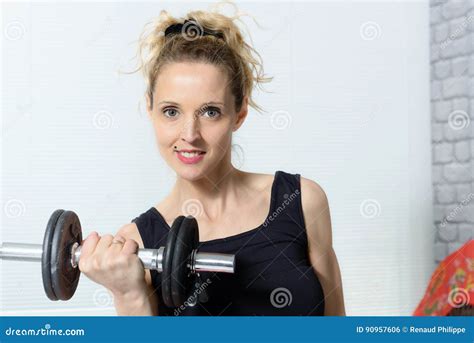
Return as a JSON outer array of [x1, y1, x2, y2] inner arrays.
[[132, 170, 325, 316]]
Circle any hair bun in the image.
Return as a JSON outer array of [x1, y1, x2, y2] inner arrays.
[[164, 19, 224, 40]]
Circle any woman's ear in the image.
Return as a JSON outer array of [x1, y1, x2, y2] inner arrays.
[[233, 96, 249, 132], [145, 92, 153, 120]]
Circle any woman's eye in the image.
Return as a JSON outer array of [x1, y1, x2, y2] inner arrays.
[[201, 107, 221, 118], [163, 108, 178, 118]]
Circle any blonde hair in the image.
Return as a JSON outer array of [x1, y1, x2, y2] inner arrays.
[[130, 1, 272, 114]]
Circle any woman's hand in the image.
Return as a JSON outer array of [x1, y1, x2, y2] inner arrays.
[[78, 232, 148, 298]]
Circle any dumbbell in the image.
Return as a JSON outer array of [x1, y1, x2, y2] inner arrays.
[[0, 209, 235, 308]]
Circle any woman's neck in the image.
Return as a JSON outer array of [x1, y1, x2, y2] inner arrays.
[[171, 166, 247, 221]]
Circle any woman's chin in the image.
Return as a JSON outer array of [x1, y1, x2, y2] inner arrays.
[[175, 166, 207, 181]]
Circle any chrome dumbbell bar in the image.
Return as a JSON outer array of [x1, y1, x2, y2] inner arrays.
[[0, 242, 235, 274]]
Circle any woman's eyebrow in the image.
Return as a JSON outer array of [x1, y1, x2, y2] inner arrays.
[[157, 101, 224, 107]]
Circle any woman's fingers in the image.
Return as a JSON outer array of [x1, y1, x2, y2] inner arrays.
[[80, 232, 100, 257], [121, 238, 139, 256], [108, 235, 126, 255], [79, 232, 139, 271], [96, 234, 114, 252], [110, 234, 138, 255], [78, 232, 100, 271], [112, 234, 126, 244]]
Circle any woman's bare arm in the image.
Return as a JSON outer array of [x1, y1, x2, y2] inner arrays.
[[300, 177, 346, 316]]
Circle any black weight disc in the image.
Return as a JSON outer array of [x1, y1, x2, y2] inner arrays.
[[161, 216, 184, 308], [171, 216, 199, 307], [50, 210, 82, 300], [42, 209, 64, 301]]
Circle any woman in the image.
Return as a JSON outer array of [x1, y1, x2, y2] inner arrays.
[[79, 4, 346, 316]]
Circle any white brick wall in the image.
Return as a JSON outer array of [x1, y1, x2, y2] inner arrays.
[[430, 0, 474, 263]]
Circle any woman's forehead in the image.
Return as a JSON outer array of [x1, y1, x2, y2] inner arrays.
[[156, 62, 229, 90], [154, 63, 232, 105]]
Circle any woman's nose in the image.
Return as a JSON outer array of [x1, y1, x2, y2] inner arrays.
[[179, 115, 201, 142]]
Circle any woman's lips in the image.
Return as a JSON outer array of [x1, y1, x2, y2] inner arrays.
[[176, 151, 206, 164]]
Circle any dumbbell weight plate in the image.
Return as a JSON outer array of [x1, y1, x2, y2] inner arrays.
[[162, 216, 184, 308], [42, 209, 65, 300], [50, 210, 82, 300], [171, 216, 199, 307]]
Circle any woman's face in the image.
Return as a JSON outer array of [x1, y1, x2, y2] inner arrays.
[[147, 62, 247, 181]]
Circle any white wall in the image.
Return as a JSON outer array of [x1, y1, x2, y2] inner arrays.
[[1, 0, 432, 316]]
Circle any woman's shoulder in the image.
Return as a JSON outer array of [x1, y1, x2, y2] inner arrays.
[[299, 175, 329, 211], [299, 175, 327, 200]]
